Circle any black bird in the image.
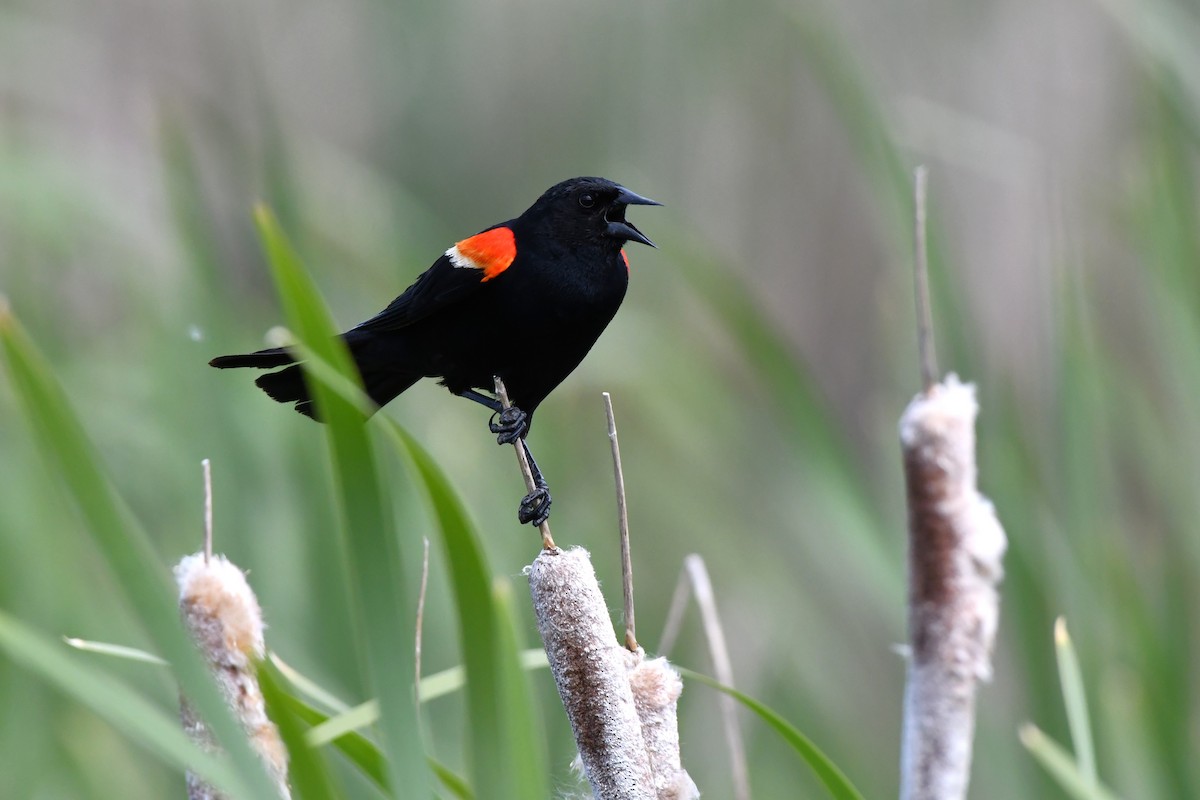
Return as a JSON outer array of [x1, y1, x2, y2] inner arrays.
[[210, 176, 660, 526]]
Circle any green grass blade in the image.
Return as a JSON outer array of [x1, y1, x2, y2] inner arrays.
[[159, 115, 224, 297], [284, 339, 377, 417], [1020, 725, 1123, 800], [666, 238, 899, 604], [269, 652, 351, 715], [0, 612, 244, 795], [64, 637, 168, 666], [679, 667, 865, 800], [308, 701, 380, 747], [780, 4, 970, 369], [259, 661, 340, 800], [0, 307, 279, 798], [383, 420, 549, 799], [1055, 618, 1098, 786], [427, 757, 475, 800], [280, 689, 474, 799], [678, 244, 864, 491], [254, 206, 429, 795], [1092, 0, 1200, 146], [489, 576, 547, 797], [420, 648, 550, 704], [281, 694, 391, 794], [274, 647, 550, 739]]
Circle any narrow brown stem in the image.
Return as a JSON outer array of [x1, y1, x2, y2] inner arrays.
[[654, 557, 749, 800], [603, 392, 637, 652], [684, 556, 750, 800], [493, 376, 557, 551], [912, 165, 938, 394], [656, 563, 692, 658]]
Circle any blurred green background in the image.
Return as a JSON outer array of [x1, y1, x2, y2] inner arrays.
[[2, 0, 1199, 796]]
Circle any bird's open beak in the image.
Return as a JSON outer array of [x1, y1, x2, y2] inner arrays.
[[607, 186, 662, 248], [615, 187, 662, 208]]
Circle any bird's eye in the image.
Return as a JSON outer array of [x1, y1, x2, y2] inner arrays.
[[578, 192, 596, 209]]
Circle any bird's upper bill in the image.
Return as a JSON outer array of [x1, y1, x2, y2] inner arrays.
[[606, 185, 661, 248]]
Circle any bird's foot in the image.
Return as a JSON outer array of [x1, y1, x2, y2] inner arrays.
[[518, 486, 552, 527], [490, 406, 528, 445]]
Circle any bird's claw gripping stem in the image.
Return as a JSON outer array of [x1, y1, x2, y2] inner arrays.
[[517, 438, 552, 527], [490, 406, 529, 445], [468, 388, 554, 530], [518, 486, 552, 527]]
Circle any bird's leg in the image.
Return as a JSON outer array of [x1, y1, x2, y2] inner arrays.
[[517, 439, 552, 527], [489, 407, 528, 445], [459, 389, 550, 525], [456, 389, 530, 444], [458, 389, 502, 413]]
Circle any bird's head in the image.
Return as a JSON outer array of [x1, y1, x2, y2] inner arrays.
[[521, 176, 661, 249]]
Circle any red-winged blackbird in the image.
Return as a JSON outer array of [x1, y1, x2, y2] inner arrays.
[[211, 176, 659, 526]]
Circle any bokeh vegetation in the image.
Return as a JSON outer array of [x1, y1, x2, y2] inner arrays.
[[2, 0, 1199, 797]]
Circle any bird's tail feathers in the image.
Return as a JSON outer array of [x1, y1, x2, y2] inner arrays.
[[209, 347, 294, 369], [254, 362, 421, 421]]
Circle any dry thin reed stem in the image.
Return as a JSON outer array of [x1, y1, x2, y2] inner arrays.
[[653, 557, 748, 800], [603, 392, 637, 651], [494, 376, 557, 551], [912, 165, 938, 393], [655, 565, 691, 658], [601, 391, 695, 797], [683, 556, 750, 800]]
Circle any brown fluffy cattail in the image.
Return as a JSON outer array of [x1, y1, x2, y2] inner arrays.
[[176, 553, 290, 799], [898, 376, 1007, 800], [625, 650, 698, 800], [528, 547, 655, 800]]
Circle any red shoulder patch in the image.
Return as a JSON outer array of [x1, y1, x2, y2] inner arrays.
[[450, 226, 517, 282], [621, 249, 629, 271]]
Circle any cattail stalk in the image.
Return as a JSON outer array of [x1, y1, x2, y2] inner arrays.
[[625, 650, 698, 799], [898, 376, 1006, 800], [529, 547, 655, 799], [176, 553, 290, 799]]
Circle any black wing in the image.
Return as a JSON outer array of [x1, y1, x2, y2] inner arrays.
[[352, 252, 488, 333]]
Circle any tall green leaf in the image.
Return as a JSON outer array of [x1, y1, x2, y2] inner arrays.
[[673, 240, 898, 601], [0, 613, 241, 793], [254, 207, 429, 795], [491, 576, 547, 791], [1054, 618, 1098, 786], [280, 687, 474, 799], [1020, 725, 1123, 800], [260, 331, 549, 796], [384, 421, 548, 799], [0, 306, 279, 798], [259, 662, 339, 800], [280, 693, 391, 795], [679, 667, 865, 800], [781, 4, 971, 368]]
